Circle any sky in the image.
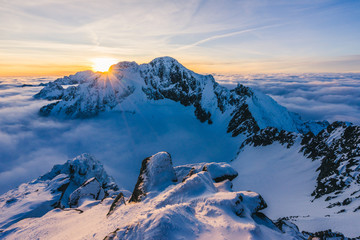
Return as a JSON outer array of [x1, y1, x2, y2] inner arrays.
[[1, 0, 360, 76]]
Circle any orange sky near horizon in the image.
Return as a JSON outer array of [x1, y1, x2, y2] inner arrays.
[[2, 55, 360, 77], [1, 0, 360, 77]]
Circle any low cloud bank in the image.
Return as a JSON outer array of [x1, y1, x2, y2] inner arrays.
[[214, 73, 360, 124]]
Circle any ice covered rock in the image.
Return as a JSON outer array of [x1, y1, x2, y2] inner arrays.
[[175, 162, 238, 183], [0, 153, 118, 229], [129, 152, 177, 202], [202, 162, 238, 182], [275, 219, 306, 239], [41, 153, 117, 193], [68, 177, 105, 208]]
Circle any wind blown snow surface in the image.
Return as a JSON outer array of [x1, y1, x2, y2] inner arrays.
[[0, 152, 305, 240]]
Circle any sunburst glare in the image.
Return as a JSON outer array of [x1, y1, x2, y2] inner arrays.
[[91, 58, 118, 72]]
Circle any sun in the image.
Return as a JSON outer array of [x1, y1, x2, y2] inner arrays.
[[91, 58, 118, 72]]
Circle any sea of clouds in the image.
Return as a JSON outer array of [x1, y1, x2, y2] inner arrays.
[[214, 73, 360, 124], [0, 73, 359, 194], [0, 76, 240, 194]]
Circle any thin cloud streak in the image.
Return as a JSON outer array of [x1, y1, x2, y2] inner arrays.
[[176, 24, 284, 51]]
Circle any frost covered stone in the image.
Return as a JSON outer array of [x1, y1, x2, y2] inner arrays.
[[41, 153, 117, 192], [0, 153, 118, 229], [175, 162, 238, 183], [202, 162, 238, 182], [68, 177, 105, 208], [105, 170, 300, 240], [129, 152, 177, 202]]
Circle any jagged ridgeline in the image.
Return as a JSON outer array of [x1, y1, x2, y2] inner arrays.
[[12, 56, 360, 238], [34, 56, 327, 136]]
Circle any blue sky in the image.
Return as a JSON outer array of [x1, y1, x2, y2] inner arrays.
[[1, 0, 360, 75]]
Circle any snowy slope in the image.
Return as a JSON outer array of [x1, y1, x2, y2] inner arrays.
[[0, 152, 309, 240], [233, 124, 360, 237]]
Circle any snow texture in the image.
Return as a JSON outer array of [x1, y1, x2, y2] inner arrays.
[[0, 152, 308, 240], [0, 153, 118, 230], [69, 177, 105, 208]]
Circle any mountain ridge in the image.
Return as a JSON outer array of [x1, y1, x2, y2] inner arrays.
[[34, 56, 329, 136], [5, 56, 359, 238]]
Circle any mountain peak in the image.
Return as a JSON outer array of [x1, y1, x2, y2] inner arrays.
[[149, 56, 181, 65], [34, 56, 328, 136]]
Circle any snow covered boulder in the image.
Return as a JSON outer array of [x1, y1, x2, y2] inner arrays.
[[68, 177, 105, 208], [176, 162, 238, 183], [0, 153, 118, 229], [154, 171, 217, 208], [129, 152, 177, 203], [275, 219, 306, 239], [41, 153, 118, 193], [105, 171, 300, 240], [202, 162, 238, 182]]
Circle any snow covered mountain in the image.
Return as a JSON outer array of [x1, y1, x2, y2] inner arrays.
[[1, 57, 359, 238], [1, 152, 338, 240], [34, 57, 327, 135]]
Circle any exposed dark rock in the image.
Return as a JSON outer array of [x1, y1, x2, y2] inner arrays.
[[129, 152, 177, 203], [240, 127, 296, 149], [107, 192, 125, 216], [227, 104, 259, 137], [275, 218, 306, 239], [181, 167, 196, 182], [128, 157, 151, 203], [301, 122, 360, 199]]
